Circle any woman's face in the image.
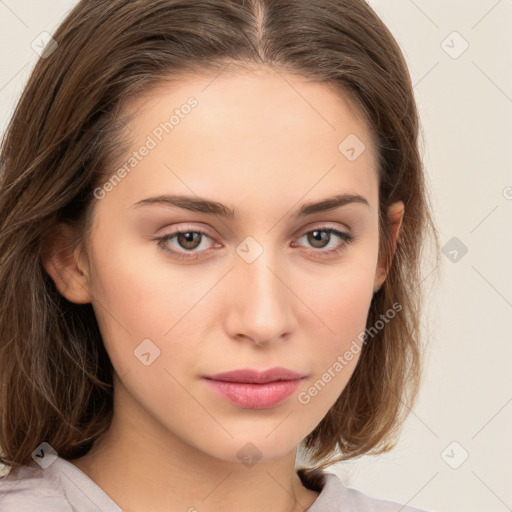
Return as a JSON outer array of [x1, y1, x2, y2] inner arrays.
[[62, 66, 400, 463]]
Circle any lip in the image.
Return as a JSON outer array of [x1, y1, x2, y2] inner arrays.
[[203, 367, 305, 384], [202, 367, 306, 409]]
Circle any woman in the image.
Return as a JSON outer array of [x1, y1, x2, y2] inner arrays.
[[0, 1, 439, 510]]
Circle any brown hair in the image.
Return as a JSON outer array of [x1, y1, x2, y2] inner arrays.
[[0, 0, 439, 474]]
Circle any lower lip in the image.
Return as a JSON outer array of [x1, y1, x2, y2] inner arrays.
[[202, 378, 302, 409]]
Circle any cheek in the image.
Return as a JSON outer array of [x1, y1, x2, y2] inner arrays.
[[314, 274, 373, 331], [80, 218, 382, 462], [292, 247, 378, 405], [85, 224, 196, 373], [299, 247, 378, 339], [88, 247, 232, 416]]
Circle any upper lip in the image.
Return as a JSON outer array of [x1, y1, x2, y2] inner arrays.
[[203, 367, 305, 384]]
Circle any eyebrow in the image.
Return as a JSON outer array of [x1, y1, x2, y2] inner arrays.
[[129, 193, 369, 218]]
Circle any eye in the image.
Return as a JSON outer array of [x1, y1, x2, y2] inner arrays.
[[154, 227, 216, 260], [153, 224, 354, 261], [293, 225, 354, 258]]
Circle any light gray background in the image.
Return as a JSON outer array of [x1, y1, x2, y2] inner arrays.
[[1, 1, 511, 511]]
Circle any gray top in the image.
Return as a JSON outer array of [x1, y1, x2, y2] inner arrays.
[[0, 456, 432, 511]]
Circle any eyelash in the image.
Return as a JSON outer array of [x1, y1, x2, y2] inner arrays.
[[154, 225, 354, 261]]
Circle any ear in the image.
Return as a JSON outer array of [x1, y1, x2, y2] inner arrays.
[[41, 223, 92, 304], [373, 200, 404, 293]]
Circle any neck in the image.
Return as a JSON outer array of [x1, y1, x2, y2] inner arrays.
[[69, 379, 320, 512]]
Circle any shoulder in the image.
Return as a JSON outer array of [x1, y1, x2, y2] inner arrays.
[[0, 456, 122, 512], [300, 468, 434, 512], [338, 478, 432, 512], [0, 461, 73, 512]]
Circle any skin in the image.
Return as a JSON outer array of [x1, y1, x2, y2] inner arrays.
[[44, 65, 403, 512]]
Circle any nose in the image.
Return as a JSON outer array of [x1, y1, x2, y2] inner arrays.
[[223, 246, 296, 347]]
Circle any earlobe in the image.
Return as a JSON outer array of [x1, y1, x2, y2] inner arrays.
[[41, 225, 92, 304], [373, 201, 405, 293]]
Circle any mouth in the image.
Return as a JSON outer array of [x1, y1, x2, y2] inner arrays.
[[202, 367, 306, 409], [203, 366, 306, 384]]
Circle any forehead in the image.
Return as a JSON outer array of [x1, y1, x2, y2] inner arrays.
[[104, 66, 379, 217]]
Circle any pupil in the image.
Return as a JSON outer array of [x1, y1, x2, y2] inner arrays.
[[179, 232, 200, 249], [310, 230, 328, 248]]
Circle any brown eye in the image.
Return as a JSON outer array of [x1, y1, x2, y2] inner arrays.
[[294, 226, 354, 258], [154, 228, 216, 260], [307, 229, 331, 249], [176, 231, 203, 250]]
